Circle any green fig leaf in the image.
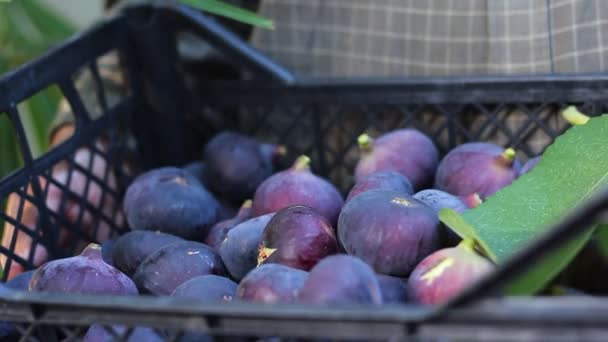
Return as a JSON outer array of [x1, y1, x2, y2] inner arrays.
[[440, 114, 608, 295]]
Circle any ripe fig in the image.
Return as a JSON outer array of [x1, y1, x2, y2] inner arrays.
[[338, 190, 440, 276], [519, 156, 541, 176], [354, 129, 439, 190], [101, 239, 115, 266], [346, 171, 414, 202], [237, 264, 308, 304], [258, 205, 338, 271], [112, 230, 183, 277], [408, 238, 494, 305], [414, 189, 482, 246], [435, 142, 521, 199], [253, 156, 344, 225], [298, 255, 382, 305], [172, 275, 237, 303], [219, 213, 275, 281], [124, 167, 220, 240], [0, 270, 35, 338], [205, 200, 253, 252], [204, 132, 285, 203], [377, 274, 409, 303], [29, 244, 137, 295], [133, 241, 225, 295], [182, 161, 208, 185]]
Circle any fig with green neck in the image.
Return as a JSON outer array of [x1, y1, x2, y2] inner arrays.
[[354, 129, 439, 190], [408, 238, 494, 305], [435, 142, 521, 199], [253, 155, 344, 225]]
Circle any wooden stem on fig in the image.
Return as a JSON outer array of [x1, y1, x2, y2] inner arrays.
[[562, 105, 590, 125], [497, 147, 516, 166], [458, 237, 477, 253], [357, 134, 374, 153]]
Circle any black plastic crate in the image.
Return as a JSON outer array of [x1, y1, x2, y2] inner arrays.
[[1, 3, 608, 341]]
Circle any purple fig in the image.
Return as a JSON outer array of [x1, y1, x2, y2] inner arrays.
[[29, 244, 137, 295], [204, 132, 284, 203], [182, 161, 208, 185], [172, 275, 237, 304], [237, 264, 308, 304], [346, 171, 414, 202], [354, 129, 439, 190], [133, 241, 225, 295], [519, 156, 541, 176], [298, 255, 382, 305], [124, 167, 220, 240], [112, 230, 183, 277], [219, 213, 275, 281], [338, 190, 440, 276], [205, 200, 253, 252], [253, 156, 344, 225], [408, 238, 494, 305], [258, 205, 338, 271], [377, 274, 409, 303], [435, 142, 521, 199]]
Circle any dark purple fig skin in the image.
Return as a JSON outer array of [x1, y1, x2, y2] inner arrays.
[[133, 241, 225, 296], [84, 325, 163, 342], [298, 255, 382, 305], [182, 161, 208, 185], [253, 156, 344, 225], [346, 171, 414, 202], [408, 240, 494, 305], [172, 275, 237, 303], [101, 239, 115, 266], [5, 270, 35, 290], [237, 264, 308, 304], [204, 132, 277, 203], [30, 244, 138, 295], [377, 274, 409, 303], [355, 129, 439, 190], [519, 156, 541, 176], [205, 200, 253, 252], [258, 206, 338, 271], [413, 189, 469, 214], [112, 230, 183, 277], [338, 190, 440, 276], [124, 167, 220, 240], [219, 213, 275, 281], [435, 142, 521, 199]]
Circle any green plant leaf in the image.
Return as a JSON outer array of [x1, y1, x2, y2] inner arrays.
[[180, 0, 274, 29], [440, 114, 608, 294]]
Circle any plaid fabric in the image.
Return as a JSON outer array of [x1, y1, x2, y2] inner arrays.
[[251, 0, 608, 76]]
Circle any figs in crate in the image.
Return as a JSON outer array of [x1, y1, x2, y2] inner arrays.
[[29, 244, 137, 295], [219, 213, 275, 281], [172, 275, 238, 303], [377, 274, 409, 303], [253, 155, 344, 225], [338, 190, 440, 276], [408, 239, 494, 305], [112, 230, 183, 277], [298, 255, 382, 305], [519, 156, 541, 176], [205, 200, 253, 252], [258, 205, 338, 271], [237, 264, 308, 304], [123, 167, 220, 240], [133, 241, 225, 295], [204, 131, 285, 203], [100, 239, 116, 266], [0, 270, 36, 338], [182, 161, 208, 185], [354, 129, 439, 190], [435, 142, 521, 199], [346, 171, 414, 202], [84, 325, 163, 342]]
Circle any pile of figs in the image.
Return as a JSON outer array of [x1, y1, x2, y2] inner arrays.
[[1, 129, 537, 338]]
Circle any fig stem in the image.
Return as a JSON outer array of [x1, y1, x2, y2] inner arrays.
[[293, 155, 311, 171], [502, 148, 516, 162], [357, 134, 374, 152], [458, 237, 477, 253], [241, 199, 253, 209], [562, 105, 590, 125]]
